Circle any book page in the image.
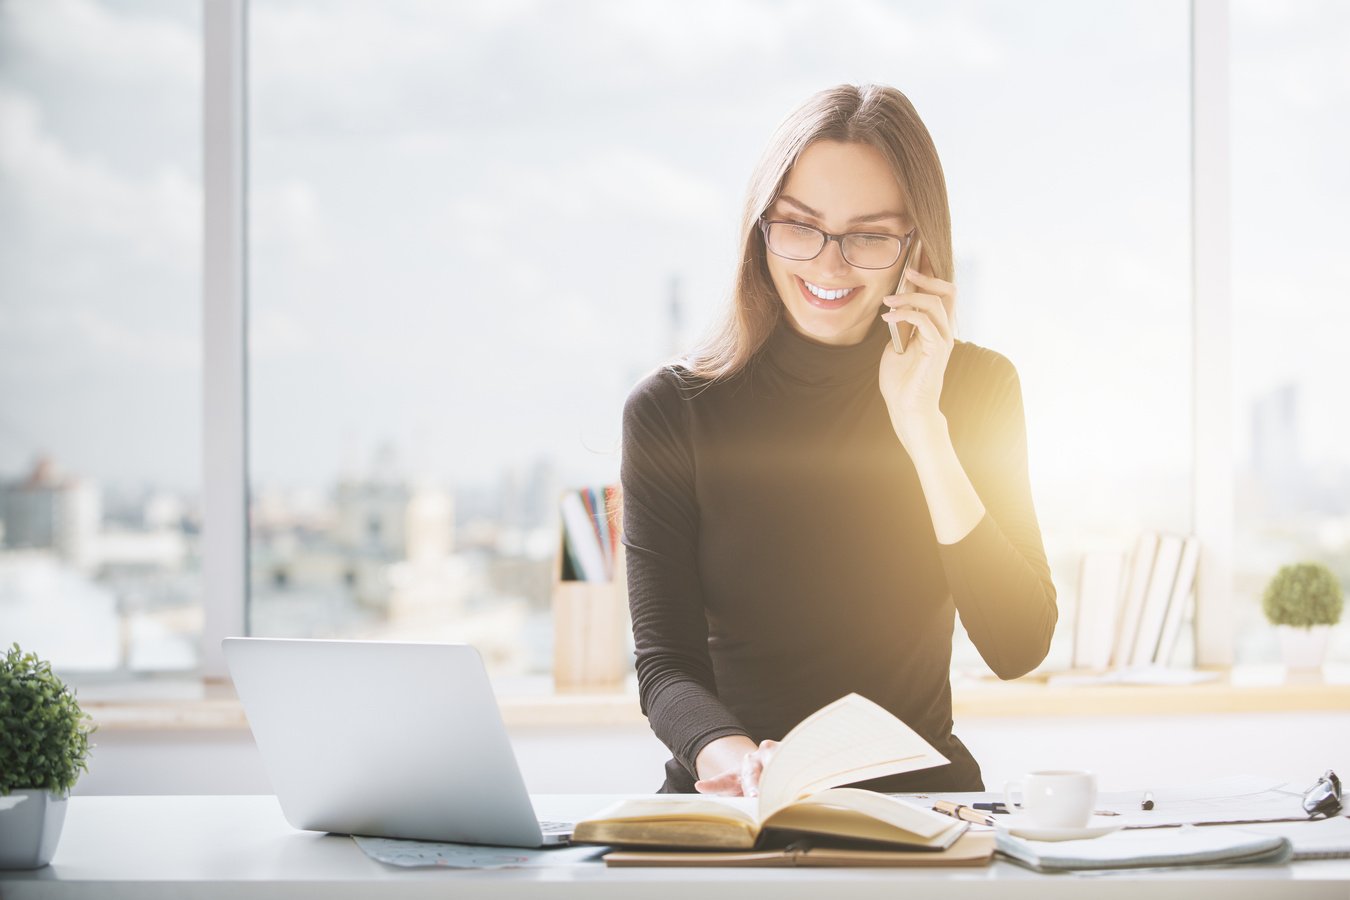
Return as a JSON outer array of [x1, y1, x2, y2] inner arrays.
[[580, 796, 757, 826], [776, 788, 961, 841], [756, 694, 948, 818]]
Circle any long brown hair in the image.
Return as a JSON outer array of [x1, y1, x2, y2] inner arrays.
[[679, 83, 954, 383]]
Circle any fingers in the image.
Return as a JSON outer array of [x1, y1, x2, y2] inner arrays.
[[882, 290, 952, 342], [695, 741, 782, 798], [904, 268, 948, 291], [694, 770, 743, 796], [740, 751, 763, 798], [881, 294, 952, 346], [882, 306, 945, 350], [899, 269, 957, 330]]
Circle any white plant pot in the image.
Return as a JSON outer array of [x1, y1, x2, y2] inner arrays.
[[0, 789, 68, 869], [1277, 624, 1332, 671]]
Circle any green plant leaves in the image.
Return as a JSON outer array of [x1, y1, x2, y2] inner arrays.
[[0, 643, 97, 796], [1262, 563, 1345, 628]]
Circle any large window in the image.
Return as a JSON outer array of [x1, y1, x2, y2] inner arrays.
[[0, 0, 203, 673], [245, 0, 1191, 677], [1231, 0, 1350, 664], [9, 1, 1326, 684]]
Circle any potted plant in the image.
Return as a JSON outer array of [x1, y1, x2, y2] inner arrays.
[[0, 643, 95, 869], [1262, 562, 1344, 671]]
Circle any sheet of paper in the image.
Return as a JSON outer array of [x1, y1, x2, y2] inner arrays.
[[1098, 776, 1307, 827], [1230, 816, 1350, 858], [916, 775, 1311, 829], [352, 836, 609, 869]]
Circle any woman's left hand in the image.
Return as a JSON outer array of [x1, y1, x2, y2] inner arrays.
[[878, 268, 957, 447]]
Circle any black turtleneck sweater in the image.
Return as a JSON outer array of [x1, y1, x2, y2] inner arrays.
[[620, 313, 1058, 793]]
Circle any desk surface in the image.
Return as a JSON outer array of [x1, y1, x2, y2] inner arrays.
[[2, 795, 1349, 900]]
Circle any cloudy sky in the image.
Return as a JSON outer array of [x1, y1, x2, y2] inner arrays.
[[1, 0, 1347, 538]]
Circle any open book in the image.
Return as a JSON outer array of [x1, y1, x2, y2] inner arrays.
[[572, 693, 963, 851], [603, 831, 994, 867]]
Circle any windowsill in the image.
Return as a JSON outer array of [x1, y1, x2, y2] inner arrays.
[[76, 665, 1350, 732]]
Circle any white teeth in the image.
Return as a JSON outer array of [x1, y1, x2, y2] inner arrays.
[[804, 280, 854, 301]]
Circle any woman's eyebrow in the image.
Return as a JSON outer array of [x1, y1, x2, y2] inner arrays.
[[777, 194, 906, 224]]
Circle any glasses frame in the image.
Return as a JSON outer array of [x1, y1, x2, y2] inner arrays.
[[758, 215, 917, 270], [1303, 769, 1343, 819]]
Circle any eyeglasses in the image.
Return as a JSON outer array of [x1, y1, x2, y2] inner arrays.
[[1303, 770, 1343, 819], [759, 215, 916, 270]]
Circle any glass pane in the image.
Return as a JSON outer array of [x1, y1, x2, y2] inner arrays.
[[0, 0, 203, 674], [247, 0, 1191, 678], [1232, 0, 1350, 664]]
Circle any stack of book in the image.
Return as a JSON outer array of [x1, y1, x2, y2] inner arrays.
[[1071, 532, 1201, 671]]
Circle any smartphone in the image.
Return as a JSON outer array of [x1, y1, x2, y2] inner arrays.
[[885, 238, 923, 353]]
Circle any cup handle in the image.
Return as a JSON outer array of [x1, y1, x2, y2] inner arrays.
[[1003, 780, 1022, 812]]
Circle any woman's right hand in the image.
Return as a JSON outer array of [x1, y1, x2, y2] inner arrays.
[[693, 735, 780, 798]]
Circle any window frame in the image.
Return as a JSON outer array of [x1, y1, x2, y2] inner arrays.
[[198, 0, 1237, 680], [201, 0, 248, 680]]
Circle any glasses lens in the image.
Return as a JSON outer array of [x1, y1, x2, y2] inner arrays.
[[765, 222, 824, 260], [841, 233, 903, 269]]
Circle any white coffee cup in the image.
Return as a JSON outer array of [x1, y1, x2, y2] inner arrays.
[[1003, 770, 1097, 829]]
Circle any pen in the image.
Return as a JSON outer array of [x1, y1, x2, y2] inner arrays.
[[1141, 791, 1155, 811], [972, 802, 1009, 814], [932, 800, 995, 827]]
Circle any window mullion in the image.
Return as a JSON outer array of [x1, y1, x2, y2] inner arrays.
[[1191, 0, 1234, 667], [201, 0, 249, 680]]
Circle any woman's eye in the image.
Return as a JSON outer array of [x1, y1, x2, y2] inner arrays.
[[853, 234, 890, 246]]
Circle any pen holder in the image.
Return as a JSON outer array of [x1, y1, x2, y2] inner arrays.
[[551, 578, 628, 693], [551, 487, 631, 693]]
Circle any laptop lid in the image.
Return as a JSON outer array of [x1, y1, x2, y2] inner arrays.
[[223, 637, 550, 847]]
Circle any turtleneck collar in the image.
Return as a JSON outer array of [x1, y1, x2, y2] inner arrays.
[[759, 311, 890, 388]]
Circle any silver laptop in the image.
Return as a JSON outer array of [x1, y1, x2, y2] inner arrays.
[[222, 637, 573, 847]]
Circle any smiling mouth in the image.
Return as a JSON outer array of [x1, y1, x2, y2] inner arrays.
[[796, 276, 860, 307]]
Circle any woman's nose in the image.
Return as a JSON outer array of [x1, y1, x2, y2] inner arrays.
[[816, 236, 851, 275]]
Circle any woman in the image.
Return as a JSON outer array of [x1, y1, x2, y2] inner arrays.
[[620, 83, 1057, 796]]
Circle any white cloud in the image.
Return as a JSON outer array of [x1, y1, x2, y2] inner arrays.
[[506, 147, 727, 224], [69, 307, 198, 370], [250, 179, 331, 266], [246, 0, 1004, 137], [0, 86, 198, 264], [250, 307, 315, 360], [4, 0, 197, 84]]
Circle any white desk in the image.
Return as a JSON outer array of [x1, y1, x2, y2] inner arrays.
[[2, 795, 1348, 899]]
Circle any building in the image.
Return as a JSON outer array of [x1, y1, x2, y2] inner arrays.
[[0, 457, 100, 570]]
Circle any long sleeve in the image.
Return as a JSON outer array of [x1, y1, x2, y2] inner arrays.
[[620, 370, 749, 778], [619, 320, 1056, 793], [936, 351, 1058, 679]]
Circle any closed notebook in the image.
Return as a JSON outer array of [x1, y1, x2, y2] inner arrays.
[[996, 825, 1292, 872], [604, 830, 995, 868]]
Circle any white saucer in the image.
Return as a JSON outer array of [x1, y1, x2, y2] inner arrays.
[[995, 814, 1124, 842]]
